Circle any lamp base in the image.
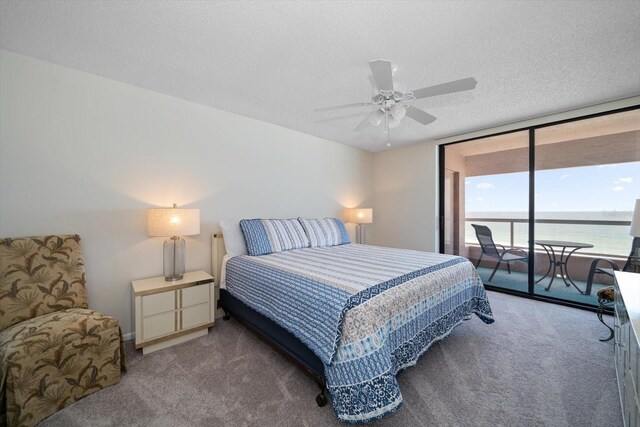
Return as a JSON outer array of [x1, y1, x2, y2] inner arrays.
[[356, 224, 367, 244], [163, 236, 186, 282]]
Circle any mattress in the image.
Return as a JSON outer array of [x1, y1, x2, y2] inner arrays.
[[225, 243, 494, 423]]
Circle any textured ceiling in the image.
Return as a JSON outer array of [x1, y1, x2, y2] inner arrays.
[[1, 1, 639, 152]]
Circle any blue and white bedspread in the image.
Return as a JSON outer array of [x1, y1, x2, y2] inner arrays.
[[225, 244, 494, 423]]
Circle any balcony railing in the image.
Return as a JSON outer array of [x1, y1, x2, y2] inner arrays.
[[465, 217, 632, 257]]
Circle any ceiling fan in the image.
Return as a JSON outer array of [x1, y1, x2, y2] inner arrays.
[[316, 60, 477, 145]]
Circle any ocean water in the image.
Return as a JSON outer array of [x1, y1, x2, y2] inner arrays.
[[465, 211, 634, 256]]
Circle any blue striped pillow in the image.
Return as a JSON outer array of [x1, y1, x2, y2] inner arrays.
[[298, 218, 350, 248], [239, 219, 310, 256]]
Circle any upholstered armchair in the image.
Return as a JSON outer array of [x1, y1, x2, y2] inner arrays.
[[0, 235, 126, 427]]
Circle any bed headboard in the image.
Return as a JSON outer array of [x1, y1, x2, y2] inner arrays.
[[211, 233, 226, 287]]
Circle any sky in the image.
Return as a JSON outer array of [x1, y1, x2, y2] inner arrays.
[[465, 160, 640, 213]]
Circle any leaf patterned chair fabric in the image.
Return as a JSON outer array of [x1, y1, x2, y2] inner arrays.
[[0, 235, 126, 427]]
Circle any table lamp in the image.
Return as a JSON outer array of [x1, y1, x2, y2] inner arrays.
[[148, 204, 200, 281], [347, 208, 373, 244]]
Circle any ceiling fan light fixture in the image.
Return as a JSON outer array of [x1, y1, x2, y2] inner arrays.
[[317, 60, 477, 148], [390, 103, 406, 121]]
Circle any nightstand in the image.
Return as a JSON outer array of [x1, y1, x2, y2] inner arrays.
[[132, 270, 215, 354]]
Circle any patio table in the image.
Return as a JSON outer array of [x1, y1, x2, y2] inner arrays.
[[534, 240, 594, 294]]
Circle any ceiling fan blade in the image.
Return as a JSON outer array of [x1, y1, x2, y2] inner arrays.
[[369, 60, 394, 91], [405, 105, 437, 125], [368, 74, 376, 89], [315, 102, 372, 112], [411, 77, 477, 99], [315, 112, 369, 124], [354, 110, 378, 131]]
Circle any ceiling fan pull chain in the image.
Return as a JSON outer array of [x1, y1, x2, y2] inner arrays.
[[386, 108, 390, 135], [386, 110, 391, 147]]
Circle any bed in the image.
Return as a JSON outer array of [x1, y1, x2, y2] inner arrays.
[[212, 224, 494, 424]]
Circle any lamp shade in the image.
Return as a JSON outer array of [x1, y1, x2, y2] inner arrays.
[[631, 199, 640, 237], [148, 205, 200, 237], [347, 208, 373, 224]]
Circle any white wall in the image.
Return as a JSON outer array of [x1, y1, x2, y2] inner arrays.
[[0, 50, 374, 337], [371, 142, 439, 252]]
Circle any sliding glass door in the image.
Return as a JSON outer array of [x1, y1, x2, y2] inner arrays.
[[442, 131, 529, 292], [532, 109, 640, 304], [440, 106, 640, 307]]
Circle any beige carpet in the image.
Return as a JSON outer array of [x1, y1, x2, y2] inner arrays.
[[40, 291, 621, 426]]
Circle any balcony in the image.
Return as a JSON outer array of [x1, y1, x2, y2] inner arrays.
[[464, 216, 633, 305], [442, 109, 640, 308]]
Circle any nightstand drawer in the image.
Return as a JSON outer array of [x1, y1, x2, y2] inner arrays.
[[143, 312, 176, 340], [181, 284, 209, 307], [182, 303, 210, 329], [142, 291, 175, 316]]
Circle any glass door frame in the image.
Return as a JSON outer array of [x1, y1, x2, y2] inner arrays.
[[438, 104, 640, 311]]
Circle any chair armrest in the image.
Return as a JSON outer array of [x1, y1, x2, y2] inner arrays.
[[505, 248, 528, 257], [589, 258, 620, 271]]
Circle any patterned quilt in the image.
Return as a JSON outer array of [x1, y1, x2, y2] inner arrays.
[[225, 244, 494, 423]]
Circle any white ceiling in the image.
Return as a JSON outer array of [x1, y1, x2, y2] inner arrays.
[[1, 1, 639, 152]]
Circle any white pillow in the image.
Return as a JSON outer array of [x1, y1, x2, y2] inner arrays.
[[219, 220, 248, 257]]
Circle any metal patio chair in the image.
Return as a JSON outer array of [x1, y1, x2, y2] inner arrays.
[[585, 236, 640, 341], [471, 224, 528, 281]]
